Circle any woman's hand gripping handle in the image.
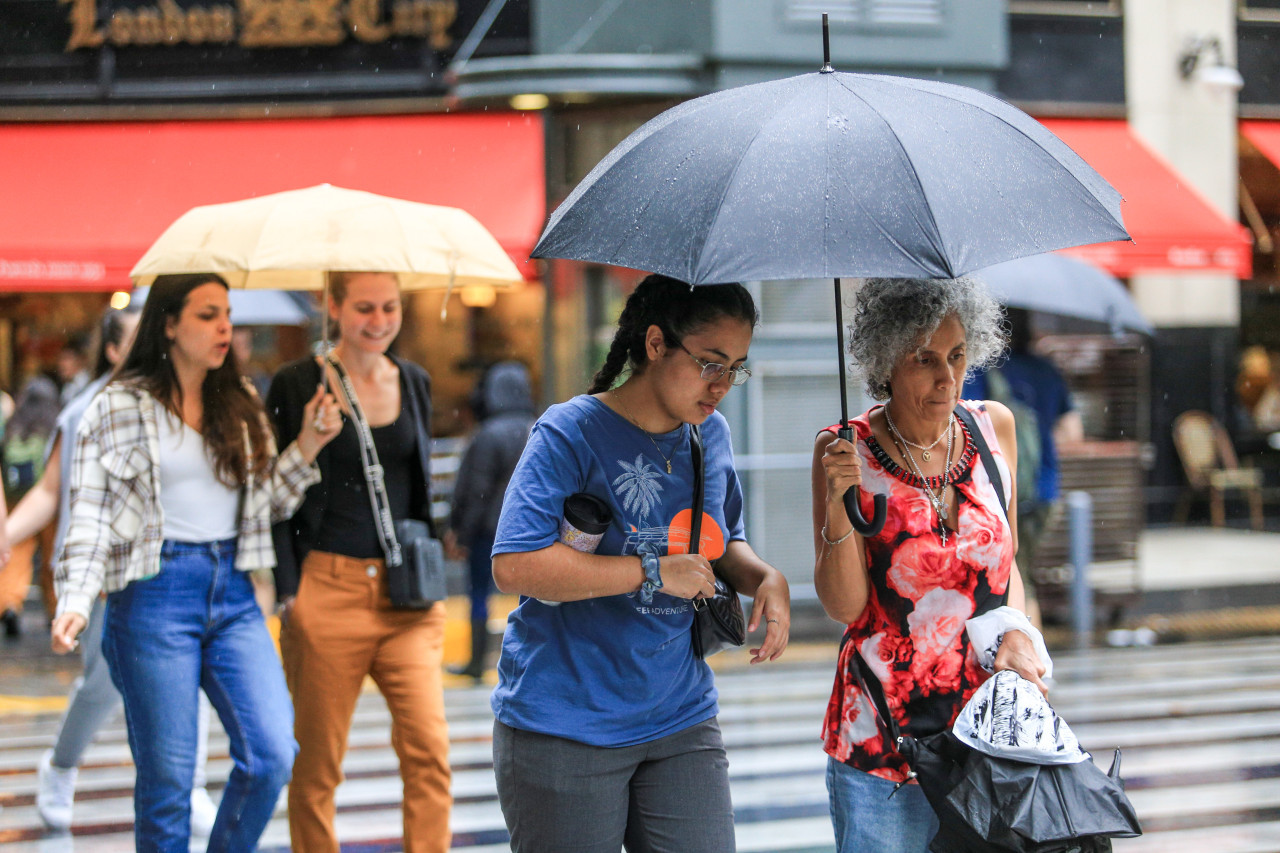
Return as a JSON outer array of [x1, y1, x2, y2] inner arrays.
[[836, 427, 885, 536]]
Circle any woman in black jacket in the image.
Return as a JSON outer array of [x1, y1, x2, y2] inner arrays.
[[267, 272, 451, 853], [446, 361, 535, 680]]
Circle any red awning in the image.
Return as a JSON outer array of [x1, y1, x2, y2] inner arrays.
[[1039, 118, 1252, 279], [1242, 120, 1280, 172], [0, 112, 545, 291]]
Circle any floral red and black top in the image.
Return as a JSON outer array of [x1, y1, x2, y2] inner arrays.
[[821, 401, 1014, 783]]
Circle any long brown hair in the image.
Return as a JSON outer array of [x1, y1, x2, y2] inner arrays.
[[115, 273, 270, 487]]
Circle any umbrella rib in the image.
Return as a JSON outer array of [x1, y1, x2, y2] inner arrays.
[[843, 75, 1125, 261], [833, 74, 952, 275], [692, 90, 796, 284]]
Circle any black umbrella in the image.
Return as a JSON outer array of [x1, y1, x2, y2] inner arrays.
[[532, 17, 1129, 535], [898, 731, 1142, 853]]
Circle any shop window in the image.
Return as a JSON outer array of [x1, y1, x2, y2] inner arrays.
[[1241, 0, 1280, 23], [782, 0, 944, 28], [1035, 334, 1150, 443], [1008, 0, 1121, 15]]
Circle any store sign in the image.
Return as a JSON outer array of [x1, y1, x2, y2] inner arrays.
[[60, 0, 457, 50], [0, 259, 107, 283]]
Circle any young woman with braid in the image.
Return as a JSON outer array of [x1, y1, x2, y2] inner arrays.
[[489, 274, 792, 852]]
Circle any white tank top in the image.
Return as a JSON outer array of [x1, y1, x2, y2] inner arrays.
[[157, 412, 240, 542]]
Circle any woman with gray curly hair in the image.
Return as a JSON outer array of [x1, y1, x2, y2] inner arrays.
[[810, 276, 1049, 853]]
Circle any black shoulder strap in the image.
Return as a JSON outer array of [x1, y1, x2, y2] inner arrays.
[[688, 424, 704, 555], [852, 648, 901, 744], [954, 403, 1007, 520]]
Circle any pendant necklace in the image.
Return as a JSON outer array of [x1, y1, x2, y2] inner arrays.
[[884, 404, 955, 544], [883, 408, 950, 461], [613, 390, 677, 475]]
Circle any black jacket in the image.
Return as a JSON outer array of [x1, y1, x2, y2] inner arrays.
[[266, 354, 434, 600], [450, 361, 535, 545]]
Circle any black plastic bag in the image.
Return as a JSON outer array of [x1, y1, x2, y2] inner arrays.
[[898, 731, 1142, 853]]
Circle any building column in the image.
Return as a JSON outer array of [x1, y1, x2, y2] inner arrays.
[[1125, 0, 1242, 514]]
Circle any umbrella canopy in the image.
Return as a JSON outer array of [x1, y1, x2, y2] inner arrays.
[[974, 253, 1152, 334], [130, 286, 312, 326], [532, 71, 1128, 283], [131, 184, 523, 291]]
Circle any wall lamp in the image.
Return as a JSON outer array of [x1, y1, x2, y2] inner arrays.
[[1178, 36, 1244, 92]]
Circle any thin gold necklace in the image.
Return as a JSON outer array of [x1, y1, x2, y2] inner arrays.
[[612, 389, 678, 475], [884, 403, 955, 544], [882, 404, 950, 461]]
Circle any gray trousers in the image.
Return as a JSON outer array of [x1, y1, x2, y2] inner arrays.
[[493, 717, 735, 853], [51, 597, 210, 787]]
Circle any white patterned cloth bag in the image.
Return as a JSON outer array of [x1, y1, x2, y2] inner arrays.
[[953, 669, 1088, 766]]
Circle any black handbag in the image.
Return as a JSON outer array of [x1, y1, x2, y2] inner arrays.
[[328, 355, 446, 610], [688, 423, 747, 658], [389, 518, 448, 609]]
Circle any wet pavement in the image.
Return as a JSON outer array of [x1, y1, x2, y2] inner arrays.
[[3, 525, 1280, 851]]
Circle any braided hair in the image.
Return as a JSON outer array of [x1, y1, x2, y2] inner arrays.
[[588, 274, 759, 394]]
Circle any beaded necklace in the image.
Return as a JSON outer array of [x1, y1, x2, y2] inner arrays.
[[884, 403, 955, 544]]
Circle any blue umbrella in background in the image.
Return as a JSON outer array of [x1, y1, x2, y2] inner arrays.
[[130, 286, 312, 326], [974, 253, 1152, 335]]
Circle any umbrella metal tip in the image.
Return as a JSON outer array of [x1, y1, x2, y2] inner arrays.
[[821, 13, 833, 71]]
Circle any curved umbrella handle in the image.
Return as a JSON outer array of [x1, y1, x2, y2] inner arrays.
[[838, 427, 887, 536]]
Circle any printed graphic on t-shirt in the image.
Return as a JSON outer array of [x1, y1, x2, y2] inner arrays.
[[611, 454, 725, 618]]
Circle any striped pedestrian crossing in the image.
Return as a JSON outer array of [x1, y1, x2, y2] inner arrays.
[[4, 637, 1280, 851]]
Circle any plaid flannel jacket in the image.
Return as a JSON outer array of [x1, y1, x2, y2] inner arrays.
[[55, 382, 320, 621]]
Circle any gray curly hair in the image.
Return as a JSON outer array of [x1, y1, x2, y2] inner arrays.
[[848, 276, 1007, 400]]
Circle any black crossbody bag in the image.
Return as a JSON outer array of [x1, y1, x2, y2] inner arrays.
[[327, 354, 446, 609], [688, 423, 747, 658]]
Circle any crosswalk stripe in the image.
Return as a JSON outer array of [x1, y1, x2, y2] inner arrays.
[[5, 637, 1280, 851]]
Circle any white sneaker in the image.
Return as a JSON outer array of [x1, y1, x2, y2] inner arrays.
[[190, 787, 218, 838], [36, 749, 77, 831]]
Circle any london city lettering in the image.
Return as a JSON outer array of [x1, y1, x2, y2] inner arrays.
[[60, 0, 457, 51]]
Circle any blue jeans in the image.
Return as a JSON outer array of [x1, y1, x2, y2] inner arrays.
[[103, 539, 296, 853], [466, 531, 496, 623], [826, 756, 939, 853]]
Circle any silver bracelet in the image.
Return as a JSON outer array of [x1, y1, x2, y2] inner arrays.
[[821, 524, 854, 546]]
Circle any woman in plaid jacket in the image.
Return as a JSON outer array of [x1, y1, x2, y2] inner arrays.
[[50, 274, 342, 853]]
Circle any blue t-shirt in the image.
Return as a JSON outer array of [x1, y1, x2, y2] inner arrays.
[[490, 395, 747, 747], [964, 352, 1073, 504]]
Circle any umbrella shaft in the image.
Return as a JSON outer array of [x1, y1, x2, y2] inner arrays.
[[834, 277, 849, 428]]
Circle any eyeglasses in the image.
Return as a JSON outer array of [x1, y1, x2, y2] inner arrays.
[[676, 343, 752, 386]]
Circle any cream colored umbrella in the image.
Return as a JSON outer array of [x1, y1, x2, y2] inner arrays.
[[131, 184, 523, 351], [131, 184, 523, 292]]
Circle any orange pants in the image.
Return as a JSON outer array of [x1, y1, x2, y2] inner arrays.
[[281, 550, 451, 853], [0, 523, 53, 616], [0, 538, 34, 614]]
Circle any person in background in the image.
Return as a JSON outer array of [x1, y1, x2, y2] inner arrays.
[[0, 391, 11, 633], [269, 271, 451, 853], [233, 327, 272, 399], [1, 376, 60, 636], [1237, 345, 1280, 433], [446, 361, 535, 682], [814, 277, 1048, 853], [56, 335, 92, 405], [490, 274, 791, 852], [962, 308, 1081, 623], [51, 273, 340, 852]]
